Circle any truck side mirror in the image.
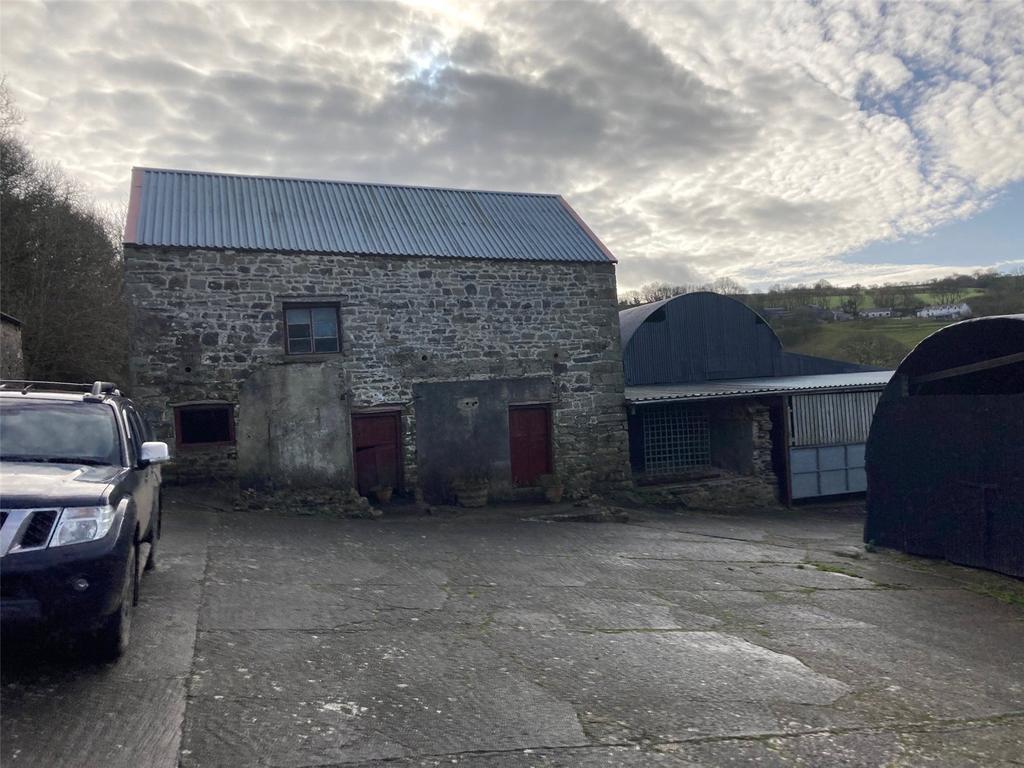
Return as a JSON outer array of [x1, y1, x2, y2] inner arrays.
[[139, 441, 171, 466]]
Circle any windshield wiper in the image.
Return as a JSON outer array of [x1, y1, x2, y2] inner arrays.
[[46, 457, 112, 466], [0, 455, 111, 466]]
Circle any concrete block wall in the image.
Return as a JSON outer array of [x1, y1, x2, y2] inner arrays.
[[124, 247, 631, 495]]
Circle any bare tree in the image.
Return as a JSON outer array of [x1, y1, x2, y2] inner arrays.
[[1, 82, 127, 383], [710, 276, 746, 295], [0, 77, 23, 141], [810, 279, 833, 308], [839, 286, 865, 316], [871, 284, 899, 310], [931, 277, 966, 305]]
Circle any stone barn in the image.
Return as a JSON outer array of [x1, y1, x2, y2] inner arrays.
[[123, 167, 630, 502], [865, 315, 1024, 577], [620, 293, 890, 506], [0, 312, 25, 379]]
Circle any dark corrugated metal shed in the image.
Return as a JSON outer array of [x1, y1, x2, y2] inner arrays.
[[123, 167, 614, 263], [619, 292, 873, 386], [865, 315, 1024, 577]]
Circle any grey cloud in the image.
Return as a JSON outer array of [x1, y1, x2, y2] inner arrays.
[[740, 196, 845, 232], [449, 31, 499, 70], [617, 255, 707, 290], [2, 0, 1021, 290], [89, 53, 200, 88], [404, 68, 607, 155]]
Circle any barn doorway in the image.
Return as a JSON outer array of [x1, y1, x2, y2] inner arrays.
[[509, 405, 552, 486], [352, 411, 402, 497]]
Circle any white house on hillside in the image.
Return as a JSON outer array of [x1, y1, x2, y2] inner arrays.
[[917, 302, 972, 319], [861, 308, 893, 319]]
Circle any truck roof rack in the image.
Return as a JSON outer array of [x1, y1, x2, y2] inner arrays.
[[0, 380, 122, 398]]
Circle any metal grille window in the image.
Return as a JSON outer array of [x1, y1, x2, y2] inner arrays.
[[642, 406, 710, 474]]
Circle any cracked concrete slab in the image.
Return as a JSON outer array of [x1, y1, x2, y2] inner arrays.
[[3, 494, 1022, 767], [1, 502, 215, 768], [182, 628, 588, 766]]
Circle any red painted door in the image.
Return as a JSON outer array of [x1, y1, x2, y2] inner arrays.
[[509, 406, 551, 486], [352, 412, 401, 496]]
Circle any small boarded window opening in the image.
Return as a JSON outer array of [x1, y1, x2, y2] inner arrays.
[[285, 305, 340, 354], [642, 406, 710, 474], [176, 405, 234, 447]]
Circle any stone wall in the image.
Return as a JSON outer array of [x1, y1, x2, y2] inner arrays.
[[124, 247, 631, 495], [1, 318, 25, 379], [629, 401, 780, 509]]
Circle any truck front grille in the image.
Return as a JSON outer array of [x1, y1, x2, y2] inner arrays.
[[19, 509, 59, 548]]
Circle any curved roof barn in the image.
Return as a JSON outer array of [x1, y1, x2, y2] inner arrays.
[[619, 292, 873, 386], [865, 314, 1024, 577]]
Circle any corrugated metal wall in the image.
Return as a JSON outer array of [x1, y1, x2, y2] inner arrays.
[[789, 391, 881, 447], [866, 315, 1024, 578]]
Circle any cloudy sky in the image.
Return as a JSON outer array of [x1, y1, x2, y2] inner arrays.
[[2, 0, 1022, 290]]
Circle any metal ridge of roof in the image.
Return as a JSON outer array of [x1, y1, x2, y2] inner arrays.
[[124, 167, 615, 264], [626, 371, 895, 404], [129, 166, 564, 199], [618, 292, 780, 351]]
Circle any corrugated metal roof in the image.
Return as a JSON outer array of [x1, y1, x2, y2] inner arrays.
[[123, 167, 615, 263], [619, 292, 878, 386], [619, 295, 676, 349], [626, 371, 894, 404]]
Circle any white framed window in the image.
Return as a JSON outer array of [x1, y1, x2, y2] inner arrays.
[[284, 304, 340, 354]]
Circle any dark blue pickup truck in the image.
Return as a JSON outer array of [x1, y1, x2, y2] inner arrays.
[[0, 381, 169, 660]]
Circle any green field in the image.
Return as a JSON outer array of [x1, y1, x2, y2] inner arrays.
[[814, 288, 985, 310], [783, 318, 953, 367]]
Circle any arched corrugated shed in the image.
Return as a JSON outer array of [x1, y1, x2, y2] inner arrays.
[[865, 315, 1024, 577], [619, 292, 872, 386]]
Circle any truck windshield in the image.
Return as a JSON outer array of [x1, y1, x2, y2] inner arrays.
[[0, 401, 122, 466]]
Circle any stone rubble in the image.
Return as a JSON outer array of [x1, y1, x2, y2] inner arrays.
[[233, 487, 383, 519]]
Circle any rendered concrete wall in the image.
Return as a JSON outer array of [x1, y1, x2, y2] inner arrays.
[[125, 247, 631, 494], [237, 362, 352, 490], [413, 377, 552, 502]]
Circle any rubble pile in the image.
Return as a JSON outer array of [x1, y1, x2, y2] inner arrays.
[[234, 487, 382, 519]]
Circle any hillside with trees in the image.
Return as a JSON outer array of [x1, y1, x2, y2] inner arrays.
[[0, 80, 127, 383]]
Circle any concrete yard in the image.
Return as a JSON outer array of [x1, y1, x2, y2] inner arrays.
[[2, 491, 1023, 767]]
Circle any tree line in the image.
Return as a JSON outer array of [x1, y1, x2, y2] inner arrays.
[[619, 271, 1023, 317], [0, 80, 127, 384]]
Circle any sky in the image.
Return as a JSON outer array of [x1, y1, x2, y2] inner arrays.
[[1, 0, 1022, 291]]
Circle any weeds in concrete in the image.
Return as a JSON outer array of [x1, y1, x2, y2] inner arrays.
[[967, 583, 1024, 608], [806, 561, 865, 579]]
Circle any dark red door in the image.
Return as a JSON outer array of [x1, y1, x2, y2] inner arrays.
[[509, 405, 551, 486], [352, 412, 401, 496]]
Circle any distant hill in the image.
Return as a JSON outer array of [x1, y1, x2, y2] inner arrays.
[[618, 271, 1024, 368], [778, 318, 952, 368]]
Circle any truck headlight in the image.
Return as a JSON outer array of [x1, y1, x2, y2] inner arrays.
[[51, 505, 118, 547]]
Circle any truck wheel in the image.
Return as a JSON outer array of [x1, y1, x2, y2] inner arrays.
[[144, 505, 160, 572], [95, 544, 136, 662]]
